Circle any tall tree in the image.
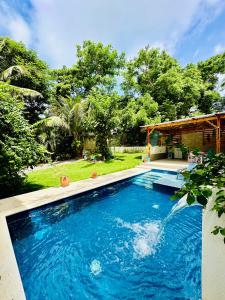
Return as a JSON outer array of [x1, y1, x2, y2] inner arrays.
[[34, 96, 85, 159], [53, 41, 125, 99], [0, 91, 47, 197], [198, 52, 225, 89], [0, 37, 50, 123], [122, 47, 179, 97], [87, 89, 120, 159], [119, 93, 160, 145]]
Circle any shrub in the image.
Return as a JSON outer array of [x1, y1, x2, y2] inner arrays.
[[173, 153, 225, 243], [0, 92, 48, 197]]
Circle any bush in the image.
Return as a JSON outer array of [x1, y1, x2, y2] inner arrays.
[[0, 92, 48, 197], [173, 153, 225, 243]]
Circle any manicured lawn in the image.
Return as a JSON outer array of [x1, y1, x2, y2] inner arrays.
[[25, 153, 142, 192]]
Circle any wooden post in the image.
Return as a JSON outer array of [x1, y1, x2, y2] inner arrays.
[[146, 127, 152, 160], [216, 117, 221, 153], [147, 127, 150, 145]]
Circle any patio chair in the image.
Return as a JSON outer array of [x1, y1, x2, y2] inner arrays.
[[176, 162, 197, 180]]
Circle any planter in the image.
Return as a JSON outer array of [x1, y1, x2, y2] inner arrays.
[[91, 171, 97, 179], [60, 176, 70, 187]]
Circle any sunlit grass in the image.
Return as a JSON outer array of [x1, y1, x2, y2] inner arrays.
[[25, 153, 142, 192]]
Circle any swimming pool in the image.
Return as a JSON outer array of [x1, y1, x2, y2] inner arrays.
[[7, 171, 202, 299]]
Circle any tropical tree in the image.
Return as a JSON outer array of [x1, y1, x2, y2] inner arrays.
[[122, 46, 179, 97], [34, 96, 85, 159], [0, 37, 50, 123], [122, 46, 224, 119], [0, 91, 48, 198], [87, 89, 120, 159], [198, 52, 225, 89], [0, 65, 42, 99], [119, 93, 160, 145], [53, 40, 125, 99]]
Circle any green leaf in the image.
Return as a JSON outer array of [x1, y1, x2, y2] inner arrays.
[[212, 227, 220, 235], [187, 193, 196, 205], [216, 190, 224, 196], [197, 194, 208, 206], [220, 228, 225, 236], [190, 173, 201, 181], [170, 194, 178, 200], [201, 188, 212, 198]]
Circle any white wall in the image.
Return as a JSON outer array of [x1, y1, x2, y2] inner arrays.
[[110, 146, 145, 153], [202, 191, 225, 300]]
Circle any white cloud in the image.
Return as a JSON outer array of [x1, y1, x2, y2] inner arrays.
[[214, 44, 225, 54], [0, 0, 224, 67], [7, 15, 31, 45], [30, 0, 203, 67], [0, 1, 31, 45]]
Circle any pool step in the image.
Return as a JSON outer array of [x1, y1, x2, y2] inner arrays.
[[133, 174, 161, 189]]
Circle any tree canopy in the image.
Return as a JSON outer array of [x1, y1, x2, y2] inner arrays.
[[0, 37, 50, 123], [0, 37, 225, 196], [0, 91, 47, 196]]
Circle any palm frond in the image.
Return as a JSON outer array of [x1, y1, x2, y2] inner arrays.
[[33, 116, 69, 131], [0, 81, 43, 99], [0, 65, 26, 81]]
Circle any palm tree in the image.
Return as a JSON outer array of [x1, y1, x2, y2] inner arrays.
[[0, 65, 42, 99], [33, 96, 85, 157]]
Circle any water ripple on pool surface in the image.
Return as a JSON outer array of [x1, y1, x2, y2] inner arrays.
[[7, 172, 202, 300], [116, 218, 162, 258]]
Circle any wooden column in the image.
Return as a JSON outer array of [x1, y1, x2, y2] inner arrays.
[[147, 127, 150, 145], [216, 117, 221, 153], [147, 128, 154, 159]]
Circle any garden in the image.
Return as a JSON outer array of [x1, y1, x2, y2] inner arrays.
[[0, 36, 225, 201]]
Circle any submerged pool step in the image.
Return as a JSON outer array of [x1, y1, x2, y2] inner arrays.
[[133, 174, 161, 189]]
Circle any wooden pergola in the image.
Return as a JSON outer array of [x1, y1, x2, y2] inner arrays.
[[141, 112, 225, 154]]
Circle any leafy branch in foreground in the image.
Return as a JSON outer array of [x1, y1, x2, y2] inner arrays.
[[172, 153, 225, 243]]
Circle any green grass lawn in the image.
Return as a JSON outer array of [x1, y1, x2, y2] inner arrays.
[[24, 153, 142, 193]]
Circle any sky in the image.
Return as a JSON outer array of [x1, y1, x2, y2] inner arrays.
[[0, 0, 225, 68]]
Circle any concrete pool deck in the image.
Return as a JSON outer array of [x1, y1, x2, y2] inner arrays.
[[0, 164, 224, 300]]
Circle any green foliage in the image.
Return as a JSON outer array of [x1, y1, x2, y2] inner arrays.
[[0, 37, 50, 123], [173, 153, 225, 243], [198, 52, 225, 89], [53, 41, 125, 98], [87, 89, 120, 159], [122, 47, 178, 96], [0, 91, 48, 197], [49, 41, 125, 158], [123, 47, 224, 119], [119, 93, 160, 145], [34, 97, 85, 159], [1, 37, 225, 197], [198, 89, 221, 114]]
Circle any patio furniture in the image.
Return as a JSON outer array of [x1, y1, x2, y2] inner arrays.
[[176, 162, 197, 180], [188, 151, 206, 164]]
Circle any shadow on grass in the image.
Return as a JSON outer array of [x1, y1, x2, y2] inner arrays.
[[0, 182, 46, 199], [21, 182, 47, 194], [81, 162, 99, 169], [111, 156, 125, 161], [134, 155, 142, 159], [80, 154, 141, 169]]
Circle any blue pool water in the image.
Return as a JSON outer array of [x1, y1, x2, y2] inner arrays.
[[7, 171, 202, 300]]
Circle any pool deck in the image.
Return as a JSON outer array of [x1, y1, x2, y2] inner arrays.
[[139, 159, 188, 170], [0, 162, 224, 300]]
